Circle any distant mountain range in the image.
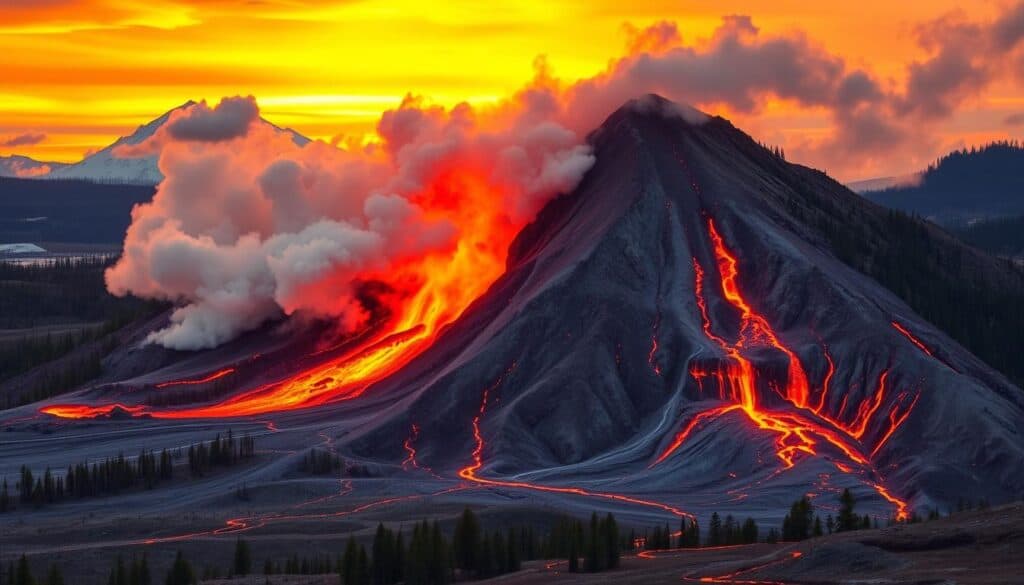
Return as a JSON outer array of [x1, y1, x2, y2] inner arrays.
[[846, 173, 922, 193], [861, 142, 1024, 227], [0, 155, 69, 179], [3, 101, 311, 186]]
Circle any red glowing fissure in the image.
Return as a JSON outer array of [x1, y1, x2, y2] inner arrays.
[[153, 367, 236, 388], [891, 321, 933, 357], [457, 368, 692, 519], [655, 217, 913, 520]]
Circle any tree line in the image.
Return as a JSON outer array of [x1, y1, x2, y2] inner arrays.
[[186, 430, 256, 476], [0, 431, 254, 512]]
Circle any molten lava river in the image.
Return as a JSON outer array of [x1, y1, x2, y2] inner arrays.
[[42, 170, 516, 419]]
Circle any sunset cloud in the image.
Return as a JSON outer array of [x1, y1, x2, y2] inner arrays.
[[1, 133, 46, 147]]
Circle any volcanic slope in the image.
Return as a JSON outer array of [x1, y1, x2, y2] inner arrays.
[[9, 96, 1024, 529], [338, 95, 1024, 518]]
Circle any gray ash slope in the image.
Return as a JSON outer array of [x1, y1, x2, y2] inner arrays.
[[341, 95, 1024, 512]]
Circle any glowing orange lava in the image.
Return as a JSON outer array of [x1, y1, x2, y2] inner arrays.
[[891, 321, 933, 356], [43, 170, 519, 419], [154, 367, 236, 388], [655, 217, 913, 518], [458, 370, 692, 519]]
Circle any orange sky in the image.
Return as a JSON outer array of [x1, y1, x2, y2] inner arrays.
[[0, 0, 1021, 180]]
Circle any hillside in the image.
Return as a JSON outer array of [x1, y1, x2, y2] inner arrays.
[[865, 142, 1024, 226]]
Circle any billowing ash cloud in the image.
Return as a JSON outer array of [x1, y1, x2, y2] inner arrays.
[[109, 6, 1024, 349], [107, 96, 594, 349], [1, 133, 46, 147], [165, 96, 259, 142]]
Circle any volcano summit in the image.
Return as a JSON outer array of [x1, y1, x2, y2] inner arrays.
[[3, 96, 1023, 554]]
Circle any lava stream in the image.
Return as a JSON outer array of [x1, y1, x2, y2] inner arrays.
[[43, 171, 519, 419], [458, 372, 691, 519], [656, 217, 912, 519], [891, 321, 933, 357], [154, 367, 236, 388]]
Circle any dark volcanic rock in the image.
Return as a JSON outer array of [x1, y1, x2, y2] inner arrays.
[[343, 95, 1024, 514]]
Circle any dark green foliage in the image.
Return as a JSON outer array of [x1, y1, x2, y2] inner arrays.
[[0, 256, 164, 405], [741, 517, 759, 544], [14, 555, 34, 585], [867, 141, 1024, 225], [187, 430, 256, 476], [678, 518, 700, 548], [15, 447, 173, 511], [299, 448, 342, 475], [233, 539, 251, 576], [43, 565, 62, 585], [837, 488, 858, 532], [164, 552, 194, 585], [453, 508, 480, 573], [707, 512, 723, 546], [782, 497, 814, 541], [955, 214, 1024, 258]]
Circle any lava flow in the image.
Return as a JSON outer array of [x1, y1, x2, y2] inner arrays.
[[891, 321, 933, 357], [458, 371, 692, 519], [891, 320, 958, 374], [655, 217, 913, 519], [154, 367, 236, 388], [43, 170, 521, 419]]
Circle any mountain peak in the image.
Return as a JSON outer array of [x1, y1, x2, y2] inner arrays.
[[622, 93, 711, 125], [43, 100, 311, 185]]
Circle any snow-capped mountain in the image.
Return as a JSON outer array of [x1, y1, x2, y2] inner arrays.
[[45, 101, 311, 185], [0, 155, 69, 178]]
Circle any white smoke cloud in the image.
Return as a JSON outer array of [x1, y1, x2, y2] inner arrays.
[[107, 95, 595, 350]]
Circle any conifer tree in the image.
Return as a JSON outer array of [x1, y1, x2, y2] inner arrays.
[[837, 488, 857, 532], [233, 539, 251, 576], [708, 512, 723, 546], [15, 555, 34, 585], [44, 565, 62, 585], [453, 508, 480, 575]]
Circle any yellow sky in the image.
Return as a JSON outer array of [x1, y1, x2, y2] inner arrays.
[[0, 0, 1018, 179]]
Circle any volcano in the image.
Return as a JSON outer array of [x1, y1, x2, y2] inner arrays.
[[16, 96, 1024, 527], [340, 95, 1024, 516]]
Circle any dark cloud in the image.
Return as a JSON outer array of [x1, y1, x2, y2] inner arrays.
[[166, 96, 259, 142], [1005, 112, 1024, 126], [1, 133, 46, 147], [993, 1, 1024, 50]]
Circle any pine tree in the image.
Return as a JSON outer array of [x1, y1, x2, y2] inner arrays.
[[44, 565, 62, 585], [707, 512, 723, 546], [506, 527, 521, 573], [598, 514, 614, 569], [567, 536, 579, 573], [782, 497, 814, 541], [741, 517, 758, 544], [453, 508, 480, 575], [136, 555, 151, 585], [341, 536, 359, 585], [837, 488, 857, 532], [15, 556, 34, 585], [164, 552, 194, 585], [233, 539, 251, 576], [813, 515, 823, 537]]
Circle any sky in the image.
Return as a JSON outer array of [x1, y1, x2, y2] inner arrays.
[[1, 0, 1022, 181]]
